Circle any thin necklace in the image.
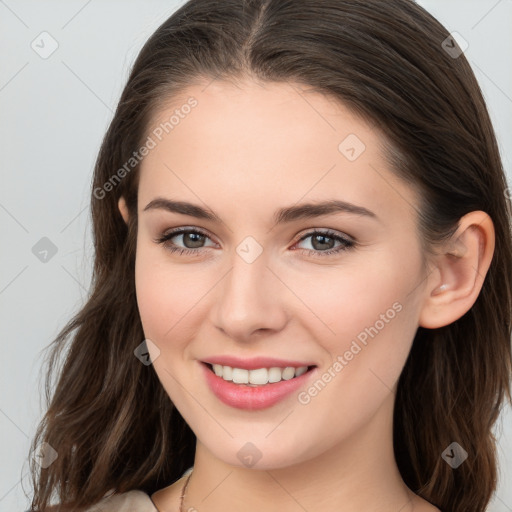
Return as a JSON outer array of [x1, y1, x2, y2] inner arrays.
[[179, 471, 193, 512]]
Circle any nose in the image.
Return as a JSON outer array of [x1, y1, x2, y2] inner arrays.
[[211, 249, 289, 342]]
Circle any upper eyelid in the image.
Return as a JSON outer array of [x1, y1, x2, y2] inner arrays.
[[164, 226, 215, 242]]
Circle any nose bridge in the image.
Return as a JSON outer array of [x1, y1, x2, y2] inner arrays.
[[212, 240, 286, 339]]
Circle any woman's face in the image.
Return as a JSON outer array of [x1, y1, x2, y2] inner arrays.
[[127, 79, 432, 469]]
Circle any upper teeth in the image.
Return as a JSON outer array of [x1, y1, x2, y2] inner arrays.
[[211, 364, 309, 385]]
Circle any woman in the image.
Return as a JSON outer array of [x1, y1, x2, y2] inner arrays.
[[28, 1, 512, 511]]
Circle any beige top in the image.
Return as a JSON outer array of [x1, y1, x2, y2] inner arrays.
[[83, 490, 158, 511], [82, 467, 193, 512]]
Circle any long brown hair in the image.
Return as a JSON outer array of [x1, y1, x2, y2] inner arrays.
[[28, 1, 512, 511]]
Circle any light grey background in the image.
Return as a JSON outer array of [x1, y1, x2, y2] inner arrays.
[[1, 1, 511, 510]]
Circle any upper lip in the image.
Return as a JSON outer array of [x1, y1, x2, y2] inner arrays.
[[201, 355, 317, 370]]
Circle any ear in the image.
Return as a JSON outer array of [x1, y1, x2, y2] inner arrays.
[[418, 210, 495, 329], [118, 196, 130, 225]]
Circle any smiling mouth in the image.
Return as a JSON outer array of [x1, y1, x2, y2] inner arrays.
[[203, 362, 317, 386]]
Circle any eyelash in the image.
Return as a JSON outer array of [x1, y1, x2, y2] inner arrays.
[[154, 227, 356, 258]]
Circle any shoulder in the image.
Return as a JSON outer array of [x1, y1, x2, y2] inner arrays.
[[41, 490, 158, 512], [83, 490, 158, 511]]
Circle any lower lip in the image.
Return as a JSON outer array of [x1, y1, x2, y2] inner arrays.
[[201, 362, 316, 410]]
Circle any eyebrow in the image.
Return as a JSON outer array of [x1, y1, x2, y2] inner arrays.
[[143, 197, 379, 225]]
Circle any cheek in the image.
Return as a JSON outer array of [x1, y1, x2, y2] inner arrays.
[[290, 248, 422, 388], [134, 245, 214, 346], [289, 258, 414, 343], [135, 244, 182, 342]]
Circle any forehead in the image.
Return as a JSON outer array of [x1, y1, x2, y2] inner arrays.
[[148, 79, 371, 166], [138, 79, 420, 228]]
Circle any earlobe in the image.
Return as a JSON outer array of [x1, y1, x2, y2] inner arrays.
[[118, 196, 130, 225], [418, 211, 495, 329]]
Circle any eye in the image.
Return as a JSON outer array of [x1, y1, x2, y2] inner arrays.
[[293, 229, 355, 257], [154, 227, 356, 258], [154, 227, 216, 256]]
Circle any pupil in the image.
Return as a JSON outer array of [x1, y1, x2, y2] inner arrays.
[[185, 233, 204, 248], [313, 234, 333, 250]]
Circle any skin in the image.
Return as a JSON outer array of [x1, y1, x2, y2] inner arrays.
[[118, 78, 495, 512]]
